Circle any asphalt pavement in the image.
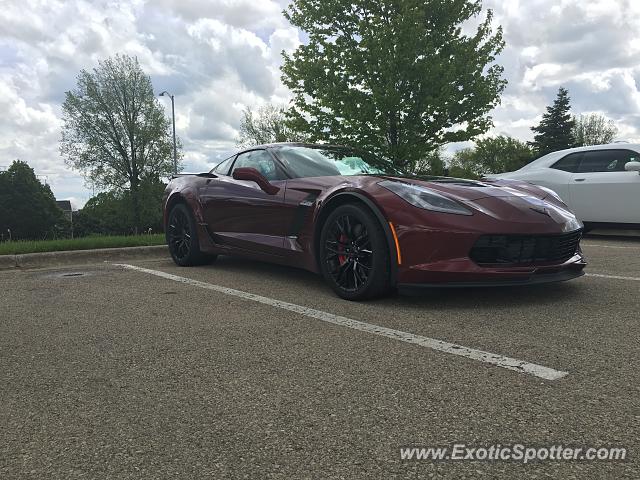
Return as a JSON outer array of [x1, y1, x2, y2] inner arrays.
[[1, 235, 639, 479]]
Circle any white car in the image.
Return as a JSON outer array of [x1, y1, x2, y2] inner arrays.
[[486, 144, 640, 228]]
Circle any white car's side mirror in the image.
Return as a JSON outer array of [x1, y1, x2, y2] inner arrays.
[[624, 161, 640, 173]]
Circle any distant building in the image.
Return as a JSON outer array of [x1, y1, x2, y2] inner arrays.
[[56, 200, 73, 222]]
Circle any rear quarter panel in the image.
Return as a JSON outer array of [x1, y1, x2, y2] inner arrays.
[[163, 176, 209, 228]]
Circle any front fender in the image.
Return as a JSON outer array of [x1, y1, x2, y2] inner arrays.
[[312, 188, 399, 286]]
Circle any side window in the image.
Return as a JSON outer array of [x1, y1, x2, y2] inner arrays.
[[212, 156, 235, 175], [551, 153, 582, 173], [232, 150, 282, 181], [578, 150, 636, 173]]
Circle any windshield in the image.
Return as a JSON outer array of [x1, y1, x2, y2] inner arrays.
[[273, 145, 403, 178]]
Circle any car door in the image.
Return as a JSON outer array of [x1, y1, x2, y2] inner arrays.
[[200, 149, 288, 255], [568, 149, 640, 224], [503, 153, 580, 209], [539, 152, 584, 205]]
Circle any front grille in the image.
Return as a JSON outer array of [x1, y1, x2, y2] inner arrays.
[[470, 230, 582, 266]]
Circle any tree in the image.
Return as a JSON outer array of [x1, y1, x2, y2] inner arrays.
[[415, 147, 447, 176], [0, 160, 67, 240], [73, 180, 166, 237], [449, 147, 482, 179], [61, 54, 177, 232], [572, 113, 618, 146], [236, 104, 305, 147], [449, 136, 535, 178], [530, 87, 575, 156], [449, 148, 481, 179], [73, 191, 125, 237], [281, 0, 506, 170]]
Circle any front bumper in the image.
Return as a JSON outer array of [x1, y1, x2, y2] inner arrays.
[[397, 252, 587, 292], [382, 187, 588, 289]]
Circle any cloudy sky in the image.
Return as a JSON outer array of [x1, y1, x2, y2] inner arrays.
[[1, 0, 639, 208]]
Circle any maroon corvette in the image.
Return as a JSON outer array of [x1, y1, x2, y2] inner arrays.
[[162, 143, 586, 300]]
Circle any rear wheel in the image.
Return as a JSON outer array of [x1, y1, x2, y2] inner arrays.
[[166, 203, 216, 266], [319, 204, 391, 300]]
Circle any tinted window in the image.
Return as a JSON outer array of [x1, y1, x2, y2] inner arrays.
[[578, 150, 638, 173], [551, 153, 582, 173], [232, 150, 282, 181], [274, 145, 403, 178], [212, 156, 235, 175]]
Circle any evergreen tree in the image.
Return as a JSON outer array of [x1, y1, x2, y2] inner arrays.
[[530, 87, 575, 156]]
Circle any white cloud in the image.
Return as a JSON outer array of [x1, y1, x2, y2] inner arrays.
[[522, 63, 566, 90], [1, 0, 640, 206], [485, 0, 640, 142]]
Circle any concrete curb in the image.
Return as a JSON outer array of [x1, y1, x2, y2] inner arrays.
[[0, 254, 18, 270], [0, 245, 169, 271]]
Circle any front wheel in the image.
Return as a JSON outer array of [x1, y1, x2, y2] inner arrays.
[[319, 204, 391, 300], [166, 203, 216, 266]]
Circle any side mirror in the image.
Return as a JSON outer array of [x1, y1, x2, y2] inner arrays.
[[232, 167, 280, 195], [624, 161, 640, 173]]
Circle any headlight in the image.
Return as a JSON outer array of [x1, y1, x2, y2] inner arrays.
[[379, 180, 472, 216], [537, 186, 564, 202]]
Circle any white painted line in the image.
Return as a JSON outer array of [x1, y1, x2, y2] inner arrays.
[[582, 243, 640, 250], [586, 272, 640, 281], [115, 263, 568, 381]]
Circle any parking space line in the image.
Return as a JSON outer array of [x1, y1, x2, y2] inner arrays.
[[586, 272, 640, 281], [115, 263, 568, 381], [582, 243, 640, 250]]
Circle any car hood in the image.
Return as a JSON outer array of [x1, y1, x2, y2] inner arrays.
[[373, 175, 582, 232], [377, 176, 546, 201]]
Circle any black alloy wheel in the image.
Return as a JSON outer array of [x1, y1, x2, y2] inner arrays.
[[325, 214, 373, 292], [168, 207, 192, 261], [319, 203, 391, 300], [167, 203, 216, 266]]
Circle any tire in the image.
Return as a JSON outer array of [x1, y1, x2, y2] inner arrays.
[[166, 203, 216, 266], [319, 203, 391, 300]]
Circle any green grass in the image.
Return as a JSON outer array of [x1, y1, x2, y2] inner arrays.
[[0, 234, 166, 255]]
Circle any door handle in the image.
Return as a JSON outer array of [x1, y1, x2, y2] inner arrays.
[[574, 178, 586, 182]]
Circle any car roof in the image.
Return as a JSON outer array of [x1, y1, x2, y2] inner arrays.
[[554, 142, 640, 153], [522, 142, 640, 170]]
